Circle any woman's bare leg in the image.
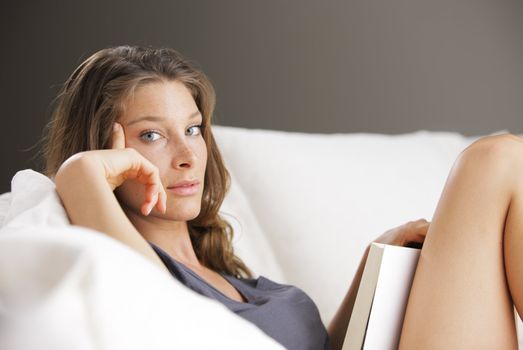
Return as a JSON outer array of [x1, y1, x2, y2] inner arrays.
[[398, 133, 523, 349]]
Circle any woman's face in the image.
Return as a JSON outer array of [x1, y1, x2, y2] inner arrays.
[[114, 80, 207, 221]]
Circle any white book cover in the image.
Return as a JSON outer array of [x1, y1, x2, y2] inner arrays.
[[343, 243, 420, 350]]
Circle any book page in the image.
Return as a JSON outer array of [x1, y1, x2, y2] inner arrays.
[[363, 245, 420, 350]]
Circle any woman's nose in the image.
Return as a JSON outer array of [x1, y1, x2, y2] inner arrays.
[[170, 140, 197, 169]]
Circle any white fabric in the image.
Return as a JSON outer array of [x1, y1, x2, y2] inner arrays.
[[1, 126, 521, 348], [212, 125, 522, 347], [218, 171, 286, 282], [214, 126, 477, 322], [0, 192, 11, 227], [0, 169, 284, 350]]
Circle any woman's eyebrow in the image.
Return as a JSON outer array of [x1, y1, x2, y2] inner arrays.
[[126, 111, 201, 126]]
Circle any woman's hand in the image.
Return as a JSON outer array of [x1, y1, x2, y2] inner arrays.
[[53, 122, 172, 274], [56, 122, 166, 216], [372, 218, 431, 248]]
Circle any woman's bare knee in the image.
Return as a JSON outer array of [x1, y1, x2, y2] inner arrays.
[[454, 133, 523, 193], [461, 133, 523, 164], [399, 132, 521, 349]]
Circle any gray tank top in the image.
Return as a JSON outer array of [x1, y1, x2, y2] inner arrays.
[[148, 242, 331, 350]]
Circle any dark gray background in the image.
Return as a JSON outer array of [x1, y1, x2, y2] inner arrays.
[[1, 0, 522, 193]]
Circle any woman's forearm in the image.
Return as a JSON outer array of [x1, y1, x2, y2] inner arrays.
[[327, 245, 370, 350], [54, 154, 170, 275]]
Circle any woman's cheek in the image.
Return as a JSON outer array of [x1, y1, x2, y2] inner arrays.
[[195, 138, 208, 161]]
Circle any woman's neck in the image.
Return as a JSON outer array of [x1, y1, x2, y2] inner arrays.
[[122, 206, 202, 268]]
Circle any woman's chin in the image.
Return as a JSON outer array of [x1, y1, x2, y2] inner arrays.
[[154, 206, 201, 221]]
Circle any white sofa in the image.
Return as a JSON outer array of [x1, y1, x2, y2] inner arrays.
[[0, 125, 521, 349]]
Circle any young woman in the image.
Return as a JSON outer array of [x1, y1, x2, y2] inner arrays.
[[41, 46, 522, 350]]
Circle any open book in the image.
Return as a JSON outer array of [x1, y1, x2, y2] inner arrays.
[[342, 243, 421, 350]]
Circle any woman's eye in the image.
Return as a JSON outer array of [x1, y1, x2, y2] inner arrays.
[[140, 125, 201, 143], [187, 125, 202, 136], [140, 130, 162, 143]]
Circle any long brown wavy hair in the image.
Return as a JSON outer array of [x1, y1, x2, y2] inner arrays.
[[39, 45, 252, 279]]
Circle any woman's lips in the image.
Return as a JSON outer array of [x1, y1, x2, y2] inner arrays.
[[167, 183, 199, 196]]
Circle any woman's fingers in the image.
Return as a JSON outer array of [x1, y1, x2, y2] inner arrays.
[[105, 122, 166, 215], [133, 161, 166, 216], [154, 190, 166, 214], [142, 181, 166, 216], [76, 122, 167, 216], [405, 219, 431, 246], [374, 218, 431, 248], [142, 192, 158, 216], [111, 122, 126, 149], [136, 158, 167, 216]]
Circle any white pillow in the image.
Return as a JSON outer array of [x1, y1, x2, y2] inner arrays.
[[0, 226, 284, 350], [212, 125, 485, 326], [0, 169, 284, 350], [1, 170, 69, 229], [0, 192, 11, 227], [220, 171, 286, 282]]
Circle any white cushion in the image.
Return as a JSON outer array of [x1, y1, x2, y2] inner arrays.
[[212, 125, 517, 328], [0, 192, 11, 227], [220, 170, 286, 282], [0, 169, 284, 350], [1, 127, 521, 347]]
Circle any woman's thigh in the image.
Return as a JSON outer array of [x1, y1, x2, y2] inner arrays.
[[398, 134, 523, 349]]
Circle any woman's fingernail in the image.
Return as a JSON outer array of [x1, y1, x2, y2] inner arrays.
[[113, 123, 119, 132]]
